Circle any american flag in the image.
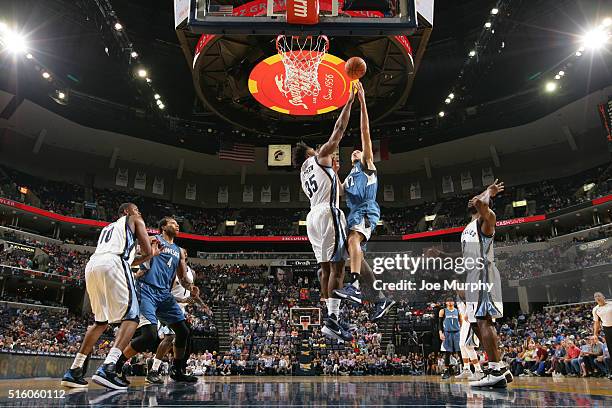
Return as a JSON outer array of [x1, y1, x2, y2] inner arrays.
[[218, 141, 255, 163]]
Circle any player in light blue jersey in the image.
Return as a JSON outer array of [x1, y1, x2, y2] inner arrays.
[[114, 216, 200, 383], [333, 84, 395, 322]]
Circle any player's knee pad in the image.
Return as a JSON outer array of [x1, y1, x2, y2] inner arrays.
[[131, 324, 158, 352], [169, 321, 190, 349]]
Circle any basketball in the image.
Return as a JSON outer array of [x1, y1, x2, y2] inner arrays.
[[345, 57, 367, 79]]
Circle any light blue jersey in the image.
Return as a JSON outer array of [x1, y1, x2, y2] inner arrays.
[[140, 234, 181, 291], [343, 161, 380, 241], [443, 307, 460, 332]]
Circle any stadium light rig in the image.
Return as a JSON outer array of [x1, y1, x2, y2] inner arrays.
[[545, 82, 557, 93], [581, 26, 609, 50], [0, 24, 28, 55]]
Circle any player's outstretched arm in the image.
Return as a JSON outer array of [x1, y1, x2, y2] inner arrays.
[[469, 179, 504, 236], [356, 82, 375, 170], [318, 82, 357, 161], [131, 216, 158, 266]]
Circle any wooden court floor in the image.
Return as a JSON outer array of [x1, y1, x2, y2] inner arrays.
[[0, 375, 610, 406]]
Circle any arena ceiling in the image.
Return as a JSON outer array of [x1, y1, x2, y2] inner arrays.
[[0, 0, 610, 152]]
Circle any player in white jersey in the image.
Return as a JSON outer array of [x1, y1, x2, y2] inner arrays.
[[146, 250, 200, 384], [294, 82, 356, 342], [455, 292, 484, 381], [460, 179, 513, 388], [62, 203, 158, 389]]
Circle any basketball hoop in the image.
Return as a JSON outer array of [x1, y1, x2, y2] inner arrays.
[[300, 316, 311, 331], [275, 35, 330, 107]]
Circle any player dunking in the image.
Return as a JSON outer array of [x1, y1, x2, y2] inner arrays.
[[61, 203, 157, 389], [332, 81, 396, 322], [114, 217, 200, 383], [462, 179, 513, 387], [294, 82, 356, 342]]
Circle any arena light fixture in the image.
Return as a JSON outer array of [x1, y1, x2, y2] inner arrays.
[[558, 70, 565, 76], [491, 8, 499, 15], [438, 111, 445, 117], [581, 26, 609, 50], [25, 53, 33, 59], [114, 22, 123, 31], [448, 93, 455, 99], [42, 71, 51, 79], [3, 30, 27, 54], [158, 103, 165, 110], [554, 74, 560, 80], [445, 98, 451, 104], [468, 50, 476, 57], [154, 94, 160, 100], [545, 81, 557, 92], [58, 91, 65, 100], [484, 22, 492, 28], [137, 68, 147, 78], [575, 51, 583, 57], [145, 77, 152, 83], [156, 99, 163, 106], [603, 17, 611, 27], [130, 51, 138, 58]]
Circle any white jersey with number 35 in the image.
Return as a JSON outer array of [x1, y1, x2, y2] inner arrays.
[[300, 156, 340, 209]]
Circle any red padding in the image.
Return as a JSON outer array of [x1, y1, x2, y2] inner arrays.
[[287, 0, 319, 25]]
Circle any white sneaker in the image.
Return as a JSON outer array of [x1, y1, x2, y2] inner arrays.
[[455, 370, 472, 379], [469, 371, 485, 381], [469, 369, 508, 388]]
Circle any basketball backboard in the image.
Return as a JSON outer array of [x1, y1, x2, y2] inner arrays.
[[176, 0, 422, 36]]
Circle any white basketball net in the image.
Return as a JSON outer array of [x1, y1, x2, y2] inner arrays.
[[275, 35, 329, 109]]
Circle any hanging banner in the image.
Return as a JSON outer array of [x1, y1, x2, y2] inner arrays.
[[152, 177, 165, 195], [243, 185, 254, 203], [261, 185, 272, 203], [442, 175, 454, 194], [218, 186, 229, 203], [279, 185, 291, 203], [383, 185, 394, 202], [482, 167, 495, 186], [460, 171, 473, 191], [134, 171, 146, 190], [185, 183, 197, 200], [115, 168, 128, 187], [409, 182, 421, 200]]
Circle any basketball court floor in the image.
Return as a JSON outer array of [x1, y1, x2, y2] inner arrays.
[[0, 376, 610, 407]]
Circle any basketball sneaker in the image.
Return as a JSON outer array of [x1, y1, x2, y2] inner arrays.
[[170, 365, 198, 383], [322, 315, 354, 342], [92, 363, 129, 390], [145, 370, 164, 385], [469, 368, 508, 388], [455, 368, 472, 380], [338, 317, 357, 332], [61, 366, 88, 388], [370, 298, 397, 322], [468, 370, 486, 382], [333, 284, 362, 304], [441, 368, 454, 379]]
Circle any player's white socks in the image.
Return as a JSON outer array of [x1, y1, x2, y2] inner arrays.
[[71, 352, 87, 369], [104, 347, 123, 365], [152, 358, 162, 372], [327, 298, 341, 318], [473, 363, 483, 373]]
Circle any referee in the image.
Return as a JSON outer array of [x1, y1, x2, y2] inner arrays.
[[592, 292, 612, 380]]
